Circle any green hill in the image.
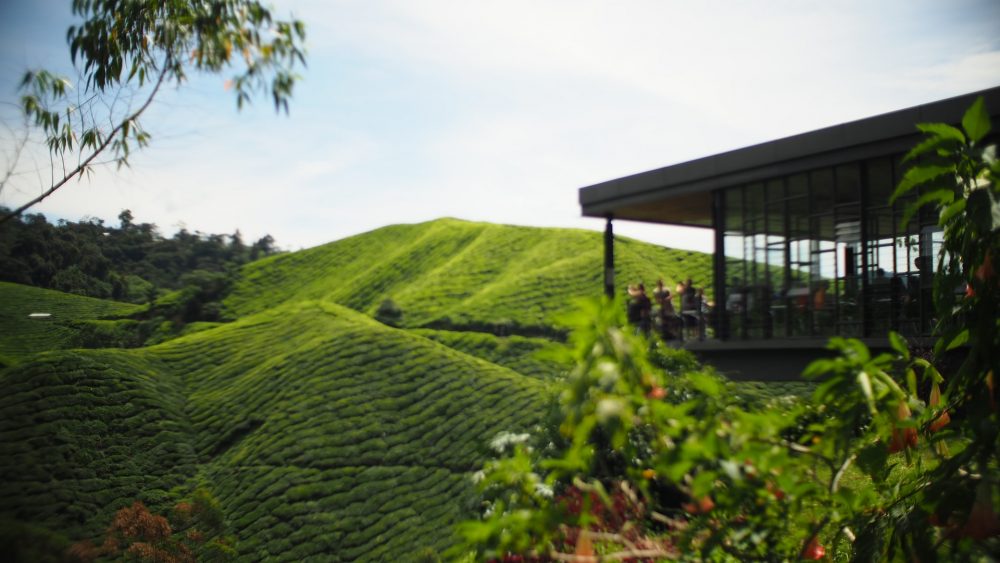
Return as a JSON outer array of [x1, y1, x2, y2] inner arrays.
[[0, 282, 142, 367], [0, 301, 548, 559], [225, 218, 713, 334], [0, 218, 713, 560]]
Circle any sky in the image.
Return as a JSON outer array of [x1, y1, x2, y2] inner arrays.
[[1, 0, 999, 253]]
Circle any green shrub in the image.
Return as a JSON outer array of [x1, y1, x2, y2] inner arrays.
[[374, 298, 403, 327]]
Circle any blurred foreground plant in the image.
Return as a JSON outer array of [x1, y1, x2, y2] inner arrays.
[[452, 99, 999, 561]]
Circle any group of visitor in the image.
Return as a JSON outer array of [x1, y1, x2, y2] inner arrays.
[[626, 278, 709, 341]]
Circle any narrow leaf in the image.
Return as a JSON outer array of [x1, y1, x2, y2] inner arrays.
[[916, 122, 965, 143], [906, 368, 917, 396], [899, 189, 954, 227], [891, 165, 953, 203], [903, 135, 953, 163], [945, 329, 970, 351], [939, 198, 966, 226], [888, 331, 909, 361], [857, 371, 877, 415]]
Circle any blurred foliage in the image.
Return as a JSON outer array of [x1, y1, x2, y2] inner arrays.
[[454, 99, 1000, 561]]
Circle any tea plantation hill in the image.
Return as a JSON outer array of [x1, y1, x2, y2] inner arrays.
[[0, 302, 551, 560], [0, 281, 141, 368], [0, 218, 715, 560], [224, 218, 713, 334]]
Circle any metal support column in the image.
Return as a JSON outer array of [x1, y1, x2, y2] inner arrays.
[[712, 190, 729, 340], [859, 161, 871, 337], [604, 215, 615, 299]]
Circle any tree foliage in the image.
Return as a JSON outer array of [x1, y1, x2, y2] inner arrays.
[[454, 100, 1000, 560], [1, 0, 307, 224], [0, 207, 278, 302]]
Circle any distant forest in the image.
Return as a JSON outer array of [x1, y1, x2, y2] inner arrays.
[[0, 208, 280, 303]]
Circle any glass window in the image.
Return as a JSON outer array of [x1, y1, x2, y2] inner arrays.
[[867, 157, 894, 209]]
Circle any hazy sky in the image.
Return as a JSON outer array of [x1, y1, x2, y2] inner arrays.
[[1, 1, 999, 252]]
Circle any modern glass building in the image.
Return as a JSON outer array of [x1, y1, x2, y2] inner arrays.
[[579, 87, 1000, 378]]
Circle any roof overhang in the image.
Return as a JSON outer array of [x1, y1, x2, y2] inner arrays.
[[579, 86, 1000, 228]]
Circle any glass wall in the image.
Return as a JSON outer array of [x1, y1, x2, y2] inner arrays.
[[719, 154, 940, 341]]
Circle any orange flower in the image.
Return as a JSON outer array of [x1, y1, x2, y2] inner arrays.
[[928, 381, 950, 433], [682, 496, 714, 514], [574, 530, 596, 562], [888, 401, 918, 453]]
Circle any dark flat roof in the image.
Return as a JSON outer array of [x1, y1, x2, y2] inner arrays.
[[580, 86, 1000, 227]]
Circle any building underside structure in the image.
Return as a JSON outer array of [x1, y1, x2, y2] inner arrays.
[[579, 86, 1000, 380]]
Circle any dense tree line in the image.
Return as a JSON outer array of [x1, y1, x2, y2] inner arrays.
[[0, 208, 279, 303]]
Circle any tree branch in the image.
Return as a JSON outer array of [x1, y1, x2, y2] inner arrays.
[[0, 116, 30, 197], [0, 58, 170, 225]]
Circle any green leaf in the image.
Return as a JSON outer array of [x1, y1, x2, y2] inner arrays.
[[803, 358, 836, 380], [857, 371, 877, 415], [690, 469, 717, 497], [903, 134, 954, 163], [962, 96, 991, 143], [891, 165, 953, 204], [945, 329, 969, 351], [812, 377, 840, 404], [899, 189, 954, 228], [939, 198, 966, 226], [916, 121, 965, 141], [689, 372, 721, 397], [887, 331, 909, 361], [925, 362, 943, 385]]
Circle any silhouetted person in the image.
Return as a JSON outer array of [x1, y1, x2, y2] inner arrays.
[[655, 284, 678, 340], [627, 283, 652, 336]]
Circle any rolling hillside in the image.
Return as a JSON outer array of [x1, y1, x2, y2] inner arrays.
[[0, 218, 714, 560], [0, 302, 549, 560], [225, 218, 713, 334], [0, 282, 142, 367]]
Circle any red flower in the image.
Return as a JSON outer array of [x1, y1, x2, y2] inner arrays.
[[801, 536, 826, 560], [647, 386, 667, 400]]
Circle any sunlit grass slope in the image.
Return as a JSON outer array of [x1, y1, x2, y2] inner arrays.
[[0, 348, 196, 545], [411, 328, 568, 380], [0, 300, 548, 560], [226, 218, 713, 333], [0, 281, 141, 366]]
